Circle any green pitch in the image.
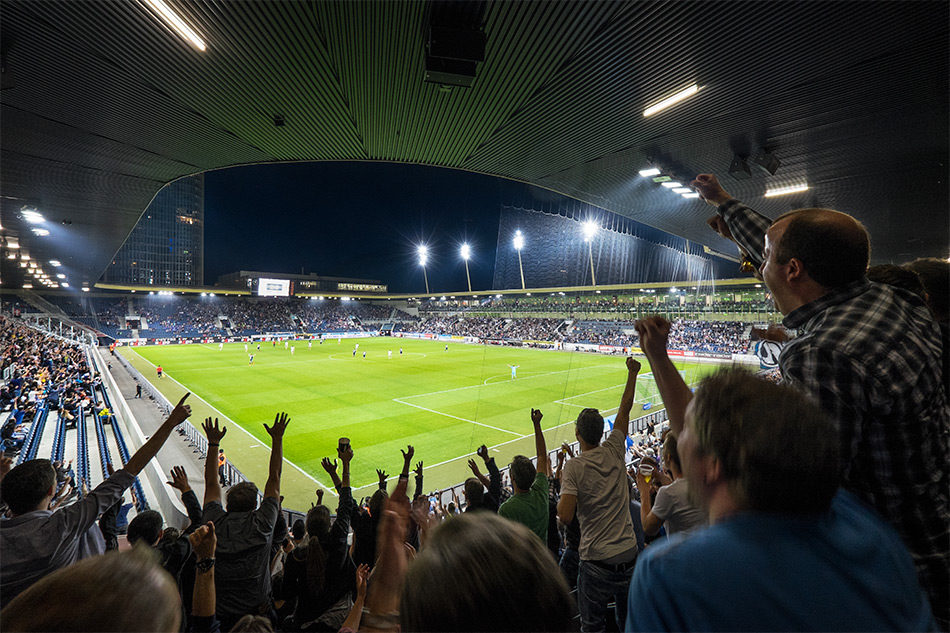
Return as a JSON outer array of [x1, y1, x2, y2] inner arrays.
[[119, 338, 717, 510]]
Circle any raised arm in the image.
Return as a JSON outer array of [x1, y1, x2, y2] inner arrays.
[[166, 465, 203, 530], [610, 357, 641, 441], [691, 173, 771, 269], [413, 461, 424, 500], [124, 393, 191, 476], [635, 317, 692, 438], [321, 457, 343, 490], [190, 522, 217, 620], [364, 466, 411, 624], [201, 417, 226, 506], [467, 459, 490, 489], [400, 444, 414, 480], [531, 409, 550, 477], [262, 412, 290, 499], [338, 439, 353, 489]]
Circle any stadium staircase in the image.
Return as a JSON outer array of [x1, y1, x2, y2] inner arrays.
[[555, 319, 574, 337], [16, 403, 50, 465], [76, 409, 91, 489], [15, 290, 70, 320]]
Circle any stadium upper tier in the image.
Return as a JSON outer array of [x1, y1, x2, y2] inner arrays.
[[19, 294, 759, 355]]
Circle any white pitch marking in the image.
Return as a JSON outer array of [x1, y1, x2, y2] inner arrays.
[[128, 348, 338, 496], [391, 398, 524, 437], [402, 363, 616, 400]]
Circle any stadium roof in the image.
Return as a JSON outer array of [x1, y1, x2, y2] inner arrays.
[[2, 0, 947, 289]]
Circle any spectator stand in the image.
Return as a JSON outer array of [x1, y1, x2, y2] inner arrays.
[[92, 398, 112, 483], [89, 345, 196, 528], [75, 408, 91, 489], [16, 403, 50, 465], [94, 381, 149, 512], [49, 407, 67, 463]]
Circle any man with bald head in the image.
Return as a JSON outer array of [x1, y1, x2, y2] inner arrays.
[[691, 174, 948, 628]]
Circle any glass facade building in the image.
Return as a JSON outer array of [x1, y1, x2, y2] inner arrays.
[[102, 175, 204, 287]]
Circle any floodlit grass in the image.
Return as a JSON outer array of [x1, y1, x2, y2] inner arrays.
[[119, 338, 716, 510]]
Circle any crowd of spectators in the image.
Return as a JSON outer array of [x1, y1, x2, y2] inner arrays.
[[1, 171, 948, 632], [419, 293, 776, 316], [0, 316, 102, 467]]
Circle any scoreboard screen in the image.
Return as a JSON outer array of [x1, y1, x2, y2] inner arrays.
[[257, 278, 291, 297]]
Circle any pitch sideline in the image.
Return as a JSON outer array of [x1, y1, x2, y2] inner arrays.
[[127, 348, 338, 496]]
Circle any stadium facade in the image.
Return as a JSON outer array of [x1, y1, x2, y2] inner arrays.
[[102, 175, 205, 287], [492, 205, 736, 289]]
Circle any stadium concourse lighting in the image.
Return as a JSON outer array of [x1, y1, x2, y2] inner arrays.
[[460, 243, 473, 292], [643, 83, 700, 117], [143, 0, 207, 51], [582, 220, 598, 286], [638, 168, 661, 177], [764, 183, 809, 197], [512, 230, 526, 290], [417, 244, 430, 294]]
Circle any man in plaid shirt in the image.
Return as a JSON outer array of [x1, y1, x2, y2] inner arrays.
[[692, 173, 949, 627]]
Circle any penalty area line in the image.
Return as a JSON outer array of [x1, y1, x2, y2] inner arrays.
[[128, 348, 338, 496], [391, 398, 525, 438]]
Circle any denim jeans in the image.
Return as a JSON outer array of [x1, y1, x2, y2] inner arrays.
[[559, 547, 580, 591], [577, 558, 636, 633]]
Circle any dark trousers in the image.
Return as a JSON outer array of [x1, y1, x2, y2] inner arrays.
[[577, 558, 636, 633], [560, 547, 580, 591]]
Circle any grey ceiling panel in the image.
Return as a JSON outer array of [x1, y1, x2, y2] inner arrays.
[[1, 0, 947, 288]]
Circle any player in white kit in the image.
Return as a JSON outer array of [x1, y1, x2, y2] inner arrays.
[[291, 345, 295, 355], [388, 350, 392, 359], [218, 342, 224, 351]]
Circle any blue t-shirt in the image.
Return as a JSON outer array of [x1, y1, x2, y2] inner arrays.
[[626, 490, 935, 632]]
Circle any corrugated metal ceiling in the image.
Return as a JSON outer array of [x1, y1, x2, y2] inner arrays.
[[1, 0, 947, 287]]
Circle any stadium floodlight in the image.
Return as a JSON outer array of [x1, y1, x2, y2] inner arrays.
[[49, 260, 62, 267], [61, 283, 69, 288], [143, 0, 207, 51], [21, 208, 44, 224], [638, 167, 661, 177], [512, 230, 526, 290], [81, 287, 90, 292], [661, 182, 683, 188], [672, 187, 692, 194], [581, 220, 598, 286], [417, 244, 430, 294], [460, 243, 473, 292], [682, 192, 701, 199]]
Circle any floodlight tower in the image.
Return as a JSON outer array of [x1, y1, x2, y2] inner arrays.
[[582, 220, 597, 286], [460, 243, 472, 292], [513, 230, 526, 290], [418, 245, 430, 295]]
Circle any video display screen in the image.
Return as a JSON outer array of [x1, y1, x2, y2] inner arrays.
[[257, 278, 291, 297]]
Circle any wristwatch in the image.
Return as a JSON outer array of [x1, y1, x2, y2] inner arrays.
[[196, 558, 215, 573]]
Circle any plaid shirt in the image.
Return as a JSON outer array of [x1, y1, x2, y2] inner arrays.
[[718, 199, 949, 622]]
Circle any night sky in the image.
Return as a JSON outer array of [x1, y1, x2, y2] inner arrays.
[[204, 162, 557, 293]]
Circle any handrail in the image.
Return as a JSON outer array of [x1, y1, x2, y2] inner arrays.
[[76, 408, 91, 488], [17, 404, 49, 465]]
